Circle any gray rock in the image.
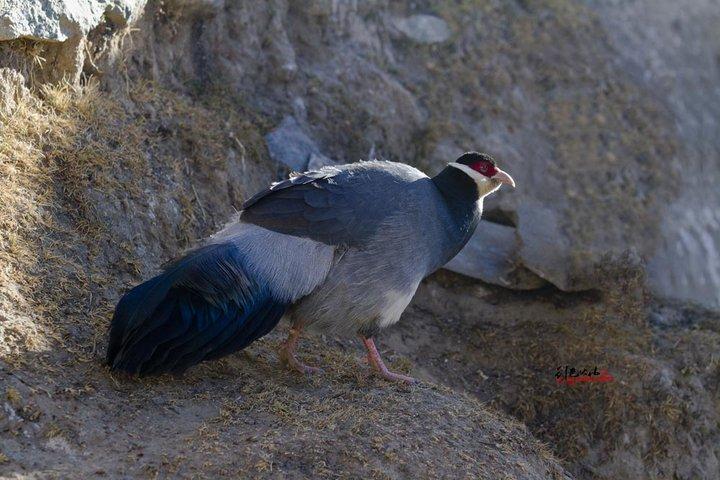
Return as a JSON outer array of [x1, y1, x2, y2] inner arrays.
[[586, 0, 720, 307], [265, 116, 335, 172], [307, 152, 338, 171], [0, 0, 146, 41], [292, 97, 307, 121], [0, 0, 146, 84], [0, 69, 29, 114], [264, 0, 297, 82], [391, 14, 452, 44], [516, 203, 577, 291], [444, 220, 548, 290]]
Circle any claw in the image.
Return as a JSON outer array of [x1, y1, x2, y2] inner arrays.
[[360, 336, 415, 384], [279, 327, 322, 375], [373, 369, 415, 384], [279, 347, 322, 375]]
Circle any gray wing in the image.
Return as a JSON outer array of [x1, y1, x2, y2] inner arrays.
[[240, 162, 425, 247]]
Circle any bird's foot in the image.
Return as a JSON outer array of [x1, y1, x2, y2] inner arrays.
[[370, 365, 416, 384], [279, 346, 322, 375], [360, 336, 415, 384], [279, 327, 322, 375]]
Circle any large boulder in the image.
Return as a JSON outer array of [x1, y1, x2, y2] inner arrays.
[[0, 0, 146, 41], [265, 116, 336, 171], [586, 0, 720, 308], [0, 0, 146, 83], [390, 14, 452, 44], [445, 220, 548, 290]]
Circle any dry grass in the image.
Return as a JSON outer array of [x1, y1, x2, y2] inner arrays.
[[0, 39, 49, 84], [0, 71, 271, 369], [0, 74, 141, 360]]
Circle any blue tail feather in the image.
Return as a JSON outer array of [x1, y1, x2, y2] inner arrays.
[[165, 295, 275, 371], [204, 300, 285, 361], [107, 243, 287, 376], [111, 294, 187, 374]]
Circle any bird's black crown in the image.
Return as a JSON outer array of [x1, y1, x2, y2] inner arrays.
[[456, 152, 496, 167]]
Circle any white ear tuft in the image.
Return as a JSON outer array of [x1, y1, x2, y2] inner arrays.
[[449, 162, 486, 184], [448, 162, 501, 198]]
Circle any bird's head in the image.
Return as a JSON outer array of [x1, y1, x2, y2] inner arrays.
[[449, 152, 515, 197]]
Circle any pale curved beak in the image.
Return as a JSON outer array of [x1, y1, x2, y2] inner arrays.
[[492, 168, 515, 188]]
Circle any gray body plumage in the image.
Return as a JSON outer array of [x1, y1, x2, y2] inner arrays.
[[107, 159, 493, 375], [213, 161, 482, 336]]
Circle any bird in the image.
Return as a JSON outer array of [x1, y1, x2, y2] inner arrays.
[[106, 152, 515, 382]]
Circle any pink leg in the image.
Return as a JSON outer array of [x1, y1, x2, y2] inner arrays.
[[279, 327, 321, 375], [360, 336, 415, 384]]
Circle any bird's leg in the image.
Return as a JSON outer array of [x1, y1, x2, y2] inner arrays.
[[279, 325, 321, 375], [360, 336, 415, 384]]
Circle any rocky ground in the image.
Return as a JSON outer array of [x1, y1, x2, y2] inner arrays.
[[1, 0, 719, 479], [1, 324, 570, 479]]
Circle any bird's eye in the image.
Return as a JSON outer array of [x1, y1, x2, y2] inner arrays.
[[479, 164, 488, 172]]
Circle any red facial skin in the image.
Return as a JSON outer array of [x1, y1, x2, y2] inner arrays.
[[469, 160, 498, 178]]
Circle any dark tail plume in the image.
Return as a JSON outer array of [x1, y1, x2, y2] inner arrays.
[[106, 243, 286, 376]]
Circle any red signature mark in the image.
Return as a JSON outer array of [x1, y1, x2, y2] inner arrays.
[[555, 366, 614, 385]]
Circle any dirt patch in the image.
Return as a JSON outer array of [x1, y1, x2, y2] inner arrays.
[[1, 325, 570, 479]]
